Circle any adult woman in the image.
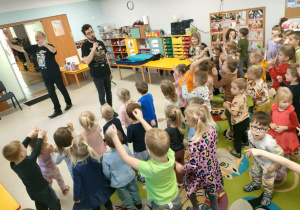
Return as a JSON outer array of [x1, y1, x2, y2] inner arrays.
[[225, 29, 237, 42], [188, 33, 210, 58]]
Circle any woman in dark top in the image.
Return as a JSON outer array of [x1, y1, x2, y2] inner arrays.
[[225, 28, 237, 42], [188, 32, 210, 58]]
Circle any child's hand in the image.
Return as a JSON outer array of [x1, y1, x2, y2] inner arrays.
[[47, 144, 55, 153], [158, 118, 164, 122], [223, 101, 231, 109], [150, 119, 156, 127], [203, 56, 212, 61], [245, 148, 261, 157], [132, 108, 143, 121], [106, 124, 117, 138], [205, 46, 214, 51], [268, 88, 276, 98], [270, 123, 277, 129], [297, 127, 300, 136], [277, 75, 283, 83], [182, 76, 187, 85], [212, 67, 218, 76], [175, 161, 183, 174], [28, 125, 38, 138], [275, 125, 288, 133], [38, 129, 47, 139], [246, 151, 251, 159], [188, 58, 194, 62], [74, 200, 80, 203], [267, 164, 278, 173], [267, 58, 276, 68], [67, 122, 75, 131]]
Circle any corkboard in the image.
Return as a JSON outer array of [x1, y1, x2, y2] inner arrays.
[[285, 0, 300, 18], [209, 7, 265, 50]]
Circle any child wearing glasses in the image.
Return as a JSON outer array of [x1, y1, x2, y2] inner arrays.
[[244, 111, 283, 207]]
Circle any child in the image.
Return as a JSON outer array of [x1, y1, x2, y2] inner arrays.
[[282, 30, 294, 45], [212, 56, 238, 139], [249, 50, 266, 82], [190, 45, 206, 62], [173, 64, 188, 108], [199, 60, 215, 100], [244, 112, 283, 207], [278, 63, 300, 123], [101, 103, 127, 144], [268, 45, 295, 90], [212, 43, 223, 72], [51, 123, 78, 179], [117, 88, 133, 128], [106, 110, 182, 210], [126, 102, 151, 183], [182, 70, 212, 111], [65, 135, 115, 210], [29, 132, 70, 195], [237, 28, 250, 77], [2, 127, 61, 209], [176, 105, 224, 210], [79, 111, 107, 157], [269, 87, 300, 179], [264, 25, 283, 67], [135, 81, 157, 127], [223, 78, 250, 158], [103, 130, 142, 210], [288, 31, 300, 63], [163, 105, 185, 186], [246, 65, 270, 112]]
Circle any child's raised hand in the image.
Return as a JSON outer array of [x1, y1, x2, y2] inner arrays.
[[267, 58, 276, 68], [67, 122, 75, 131], [150, 119, 156, 127], [47, 144, 55, 153], [270, 123, 277, 129], [28, 125, 38, 138], [132, 108, 143, 121], [277, 75, 283, 83], [158, 118, 164, 122], [212, 67, 218, 76], [106, 124, 117, 138], [38, 129, 47, 139], [205, 46, 214, 51]]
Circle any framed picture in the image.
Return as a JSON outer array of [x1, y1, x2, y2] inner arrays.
[[248, 9, 263, 19], [248, 20, 263, 29], [248, 30, 263, 40], [249, 41, 263, 50], [237, 11, 246, 25]]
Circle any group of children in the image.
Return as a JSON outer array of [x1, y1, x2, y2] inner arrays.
[[2, 26, 300, 210]]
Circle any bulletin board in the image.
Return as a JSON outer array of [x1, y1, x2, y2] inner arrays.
[[209, 7, 265, 51], [285, 0, 300, 18]]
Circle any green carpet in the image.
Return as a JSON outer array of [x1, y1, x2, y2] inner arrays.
[[109, 95, 300, 210]]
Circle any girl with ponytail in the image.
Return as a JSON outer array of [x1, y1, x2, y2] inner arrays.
[[65, 135, 115, 210], [175, 105, 223, 210]]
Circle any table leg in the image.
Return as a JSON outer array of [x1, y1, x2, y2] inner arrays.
[[141, 67, 146, 82], [82, 72, 86, 80], [148, 67, 152, 84], [74, 74, 80, 88], [117, 66, 122, 80], [62, 72, 69, 86]]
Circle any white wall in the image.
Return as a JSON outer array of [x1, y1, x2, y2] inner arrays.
[[98, 0, 297, 46]]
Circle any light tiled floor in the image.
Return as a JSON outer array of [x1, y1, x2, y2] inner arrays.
[[0, 68, 169, 209]]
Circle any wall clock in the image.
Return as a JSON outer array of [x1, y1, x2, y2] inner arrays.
[[127, 1, 134, 10]]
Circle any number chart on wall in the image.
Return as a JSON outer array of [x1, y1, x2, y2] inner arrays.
[[209, 7, 265, 51]]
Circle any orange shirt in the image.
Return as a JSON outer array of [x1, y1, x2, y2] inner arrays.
[[179, 70, 195, 92], [244, 61, 267, 82]]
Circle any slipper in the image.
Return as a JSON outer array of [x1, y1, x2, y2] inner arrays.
[[62, 185, 70, 195]]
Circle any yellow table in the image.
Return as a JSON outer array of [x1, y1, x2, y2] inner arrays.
[[0, 182, 20, 210], [115, 64, 146, 82], [142, 58, 191, 83], [60, 63, 90, 88]]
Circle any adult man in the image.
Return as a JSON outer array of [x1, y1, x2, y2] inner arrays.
[[8, 31, 72, 119], [81, 24, 117, 117]]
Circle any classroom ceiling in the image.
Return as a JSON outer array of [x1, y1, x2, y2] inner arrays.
[[0, 0, 97, 13]]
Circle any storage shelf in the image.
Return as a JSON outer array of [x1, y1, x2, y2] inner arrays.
[[139, 48, 150, 50]]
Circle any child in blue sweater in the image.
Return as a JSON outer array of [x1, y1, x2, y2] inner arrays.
[[103, 130, 142, 210]]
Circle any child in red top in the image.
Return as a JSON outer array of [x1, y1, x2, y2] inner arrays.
[[268, 46, 295, 90], [269, 87, 300, 180]]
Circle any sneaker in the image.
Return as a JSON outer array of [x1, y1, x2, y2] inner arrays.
[[243, 182, 260, 192], [135, 203, 143, 210], [230, 150, 242, 158], [136, 176, 145, 184], [177, 183, 183, 188], [223, 129, 233, 141], [261, 192, 272, 206], [65, 103, 73, 111], [48, 111, 62, 119], [113, 112, 119, 117]]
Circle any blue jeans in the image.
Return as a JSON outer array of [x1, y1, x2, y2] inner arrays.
[[237, 58, 250, 77], [116, 178, 142, 210], [92, 74, 112, 106]]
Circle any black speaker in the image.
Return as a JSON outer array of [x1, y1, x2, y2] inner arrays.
[[171, 20, 191, 35]]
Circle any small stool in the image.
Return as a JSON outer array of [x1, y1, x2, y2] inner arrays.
[[0, 182, 21, 210]]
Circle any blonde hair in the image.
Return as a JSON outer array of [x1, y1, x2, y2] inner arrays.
[[65, 135, 100, 165], [104, 130, 123, 149], [29, 133, 45, 156], [160, 80, 178, 102], [225, 41, 240, 61], [101, 103, 114, 121], [117, 88, 131, 103], [274, 87, 293, 104], [2, 141, 22, 162], [283, 30, 294, 38], [247, 65, 264, 78], [79, 111, 96, 130], [145, 128, 170, 157], [189, 32, 202, 55], [232, 78, 247, 90], [165, 105, 184, 134], [194, 70, 208, 85], [251, 50, 264, 62]]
